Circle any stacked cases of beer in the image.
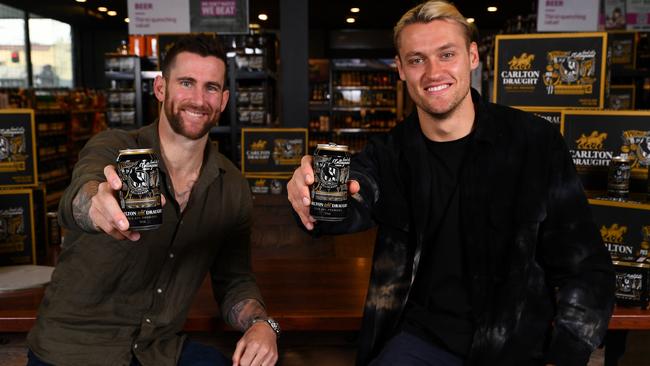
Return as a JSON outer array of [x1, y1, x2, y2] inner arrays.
[[240, 128, 308, 196], [0, 109, 50, 266], [493, 32, 650, 308]]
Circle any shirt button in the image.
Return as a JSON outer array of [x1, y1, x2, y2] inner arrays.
[[169, 253, 175, 259], [145, 318, 152, 323], [156, 288, 163, 294]]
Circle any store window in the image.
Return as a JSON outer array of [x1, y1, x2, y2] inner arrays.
[[0, 4, 27, 87], [29, 15, 73, 87]]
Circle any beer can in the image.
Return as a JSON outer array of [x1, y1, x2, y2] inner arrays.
[[607, 156, 631, 199], [310, 143, 350, 221], [116, 148, 162, 231]]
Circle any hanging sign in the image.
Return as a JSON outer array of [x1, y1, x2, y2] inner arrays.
[[127, 0, 190, 35], [190, 0, 249, 34], [537, 0, 600, 31]]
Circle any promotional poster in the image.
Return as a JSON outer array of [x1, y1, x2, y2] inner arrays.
[[241, 128, 307, 175], [0, 109, 37, 188], [494, 33, 607, 109]]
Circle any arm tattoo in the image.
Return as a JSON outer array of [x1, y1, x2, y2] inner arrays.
[[227, 298, 267, 332], [72, 180, 100, 232]]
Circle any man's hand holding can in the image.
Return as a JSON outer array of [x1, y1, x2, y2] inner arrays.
[[287, 153, 360, 231]]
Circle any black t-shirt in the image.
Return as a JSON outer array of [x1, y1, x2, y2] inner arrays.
[[401, 133, 475, 358]]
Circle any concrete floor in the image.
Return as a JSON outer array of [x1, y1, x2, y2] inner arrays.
[[5, 330, 649, 366]]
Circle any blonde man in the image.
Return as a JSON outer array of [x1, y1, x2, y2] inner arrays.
[[288, 1, 614, 365]]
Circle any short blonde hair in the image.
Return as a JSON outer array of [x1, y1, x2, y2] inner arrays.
[[394, 0, 474, 51]]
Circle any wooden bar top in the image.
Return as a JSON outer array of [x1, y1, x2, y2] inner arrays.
[[0, 258, 370, 333], [1, 257, 649, 332]]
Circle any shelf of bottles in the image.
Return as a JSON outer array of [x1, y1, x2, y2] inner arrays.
[[104, 54, 142, 128], [308, 59, 403, 154], [29, 88, 107, 209], [222, 33, 277, 128], [204, 33, 279, 164]]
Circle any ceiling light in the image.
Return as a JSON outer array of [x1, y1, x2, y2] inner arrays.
[[346, 17, 355, 23], [107, 10, 117, 16], [75, 0, 87, 3], [350, 7, 360, 13], [467, 18, 475, 23], [124, 18, 130, 23], [487, 6, 498, 12], [258, 13, 268, 21], [98, 7, 108, 12]]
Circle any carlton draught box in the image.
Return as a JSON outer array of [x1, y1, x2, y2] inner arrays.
[[246, 175, 289, 195], [590, 198, 650, 261], [590, 198, 650, 308], [608, 31, 637, 75], [562, 110, 650, 192], [0, 188, 37, 266], [241, 128, 308, 176], [516, 107, 562, 128], [608, 85, 636, 110], [494, 33, 607, 109], [0, 109, 38, 188], [613, 260, 650, 309]]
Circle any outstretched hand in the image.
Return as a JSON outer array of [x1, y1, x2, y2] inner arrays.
[[287, 155, 359, 230], [86, 165, 166, 241]]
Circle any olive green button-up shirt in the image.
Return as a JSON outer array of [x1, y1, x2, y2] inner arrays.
[[27, 122, 263, 366]]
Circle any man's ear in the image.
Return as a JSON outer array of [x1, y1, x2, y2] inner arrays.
[[220, 89, 230, 113], [153, 75, 166, 102], [395, 55, 405, 81], [469, 42, 479, 70]]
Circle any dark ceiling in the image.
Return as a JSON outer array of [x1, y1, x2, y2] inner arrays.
[[0, 0, 536, 34]]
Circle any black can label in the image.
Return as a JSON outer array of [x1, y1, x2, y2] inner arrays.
[[607, 158, 631, 198], [310, 144, 350, 221], [116, 149, 162, 230]]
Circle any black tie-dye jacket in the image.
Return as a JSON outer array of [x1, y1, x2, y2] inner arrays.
[[313, 90, 615, 365]]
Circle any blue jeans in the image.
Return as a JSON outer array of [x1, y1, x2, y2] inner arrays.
[[27, 340, 230, 366], [369, 331, 464, 366]]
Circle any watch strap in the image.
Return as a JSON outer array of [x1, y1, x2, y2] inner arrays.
[[250, 317, 281, 338]]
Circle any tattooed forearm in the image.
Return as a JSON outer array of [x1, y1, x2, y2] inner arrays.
[[72, 180, 100, 232], [227, 298, 267, 332]]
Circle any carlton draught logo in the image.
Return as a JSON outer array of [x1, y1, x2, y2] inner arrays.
[[246, 139, 271, 163], [576, 131, 608, 149], [250, 178, 269, 194], [501, 53, 540, 90], [543, 50, 596, 95], [0, 127, 27, 173], [251, 140, 267, 150], [600, 223, 633, 258], [508, 53, 535, 70], [570, 130, 612, 167]]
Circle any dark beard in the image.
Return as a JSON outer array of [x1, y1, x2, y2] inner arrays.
[[164, 99, 218, 140]]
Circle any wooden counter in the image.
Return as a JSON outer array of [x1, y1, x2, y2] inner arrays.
[[2, 257, 649, 333]]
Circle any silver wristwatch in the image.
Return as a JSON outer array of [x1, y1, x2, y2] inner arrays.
[[251, 317, 281, 337]]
